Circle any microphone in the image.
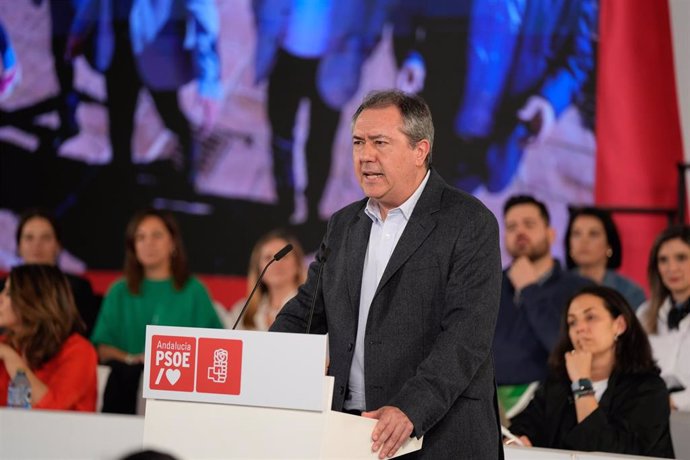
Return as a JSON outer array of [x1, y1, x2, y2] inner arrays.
[[306, 246, 330, 334], [232, 243, 294, 330], [273, 244, 293, 261]]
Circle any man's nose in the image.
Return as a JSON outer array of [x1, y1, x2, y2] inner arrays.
[[358, 144, 376, 162]]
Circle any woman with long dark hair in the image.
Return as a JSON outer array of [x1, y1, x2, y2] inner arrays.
[[91, 208, 222, 413], [507, 285, 674, 457], [638, 224, 690, 411], [93, 208, 222, 364], [0, 264, 97, 410]]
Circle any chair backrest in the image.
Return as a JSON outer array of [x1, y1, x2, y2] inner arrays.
[[671, 410, 690, 460], [96, 365, 111, 412]]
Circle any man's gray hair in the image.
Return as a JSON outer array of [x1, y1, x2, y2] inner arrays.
[[351, 90, 434, 168]]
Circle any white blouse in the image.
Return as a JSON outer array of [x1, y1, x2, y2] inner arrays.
[[638, 297, 690, 410]]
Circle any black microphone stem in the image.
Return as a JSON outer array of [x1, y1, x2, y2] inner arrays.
[[231, 243, 293, 330], [306, 247, 330, 334], [232, 258, 275, 330]]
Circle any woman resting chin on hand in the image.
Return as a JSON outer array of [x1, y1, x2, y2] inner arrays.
[[0, 265, 97, 411], [506, 286, 674, 458]]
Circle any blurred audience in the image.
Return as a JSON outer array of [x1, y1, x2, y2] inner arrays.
[[565, 207, 646, 310], [494, 195, 591, 414], [253, 0, 392, 222], [508, 286, 674, 458], [0, 264, 98, 411], [0, 209, 100, 337], [32, 0, 82, 143], [225, 229, 305, 330], [91, 208, 222, 413], [67, 0, 221, 185], [638, 224, 690, 411]]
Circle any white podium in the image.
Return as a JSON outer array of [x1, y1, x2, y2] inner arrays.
[[141, 326, 422, 459]]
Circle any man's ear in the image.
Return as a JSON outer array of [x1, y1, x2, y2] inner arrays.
[[415, 139, 430, 167], [547, 227, 557, 246]]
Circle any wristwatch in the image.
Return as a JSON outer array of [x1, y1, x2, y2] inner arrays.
[[571, 378, 595, 399], [125, 354, 136, 365]]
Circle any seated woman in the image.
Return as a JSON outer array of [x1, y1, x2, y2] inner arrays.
[[91, 208, 222, 413], [565, 207, 646, 309], [638, 225, 690, 411], [0, 264, 98, 411], [227, 230, 305, 330], [508, 285, 674, 458], [2, 209, 100, 336]]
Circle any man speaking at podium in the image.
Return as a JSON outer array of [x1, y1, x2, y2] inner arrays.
[[271, 90, 503, 459]]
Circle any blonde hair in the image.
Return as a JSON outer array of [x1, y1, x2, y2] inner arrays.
[[243, 230, 305, 329]]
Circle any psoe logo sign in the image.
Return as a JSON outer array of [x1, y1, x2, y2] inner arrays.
[[150, 335, 197, 392], [196, 338, 243, 395]]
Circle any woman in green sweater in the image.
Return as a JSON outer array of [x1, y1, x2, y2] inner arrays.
[[91, 208, 222, 412]]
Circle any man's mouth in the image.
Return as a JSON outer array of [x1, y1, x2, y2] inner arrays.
[[363, 172, 384, 179]]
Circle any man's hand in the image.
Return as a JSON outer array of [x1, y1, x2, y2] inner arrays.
[[362, 406, 414, 459], [507, 256, 540, 291]]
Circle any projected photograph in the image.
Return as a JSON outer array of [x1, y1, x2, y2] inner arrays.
[[0, 0, 597, 280]]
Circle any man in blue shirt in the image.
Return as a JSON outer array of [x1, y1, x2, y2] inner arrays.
[[494, 195, 591, 413]]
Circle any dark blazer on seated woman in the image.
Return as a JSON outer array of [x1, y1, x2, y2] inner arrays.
[[508, 285, 674, 458], [509, 370, 674, 457]]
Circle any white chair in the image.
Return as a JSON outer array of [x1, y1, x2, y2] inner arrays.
[[214, 299, 239, 329], [671, 410, 690, 460], [96, 365, 111, 412]]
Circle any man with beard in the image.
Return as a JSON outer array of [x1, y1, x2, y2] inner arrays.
[[494, 195, 591, 416]]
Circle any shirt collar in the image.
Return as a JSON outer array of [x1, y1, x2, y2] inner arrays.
[[364, 170, 431, 223]]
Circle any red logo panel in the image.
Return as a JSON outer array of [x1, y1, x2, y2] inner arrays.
[[149, 335, 197, 392], [196, 338, 243, 395]]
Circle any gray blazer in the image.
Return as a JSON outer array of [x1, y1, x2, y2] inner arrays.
[[272, 170, 504, 459]]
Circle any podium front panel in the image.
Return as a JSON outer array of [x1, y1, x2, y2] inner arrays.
[[143, 325, 327, 412]]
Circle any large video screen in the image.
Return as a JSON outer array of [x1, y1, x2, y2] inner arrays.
[[0, 0, 597, 277]]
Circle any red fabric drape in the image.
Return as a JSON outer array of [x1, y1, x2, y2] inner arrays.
[[595, 0, 684, 291]]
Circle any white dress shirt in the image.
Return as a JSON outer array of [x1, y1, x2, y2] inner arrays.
[[344, 171, 431, 410]]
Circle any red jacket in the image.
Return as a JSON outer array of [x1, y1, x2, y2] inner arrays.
[[0, 334, 97, 411]]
